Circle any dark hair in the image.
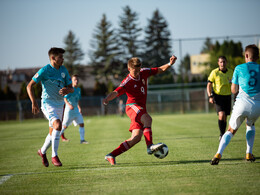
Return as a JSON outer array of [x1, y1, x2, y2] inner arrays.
[[72, 74, 79, 78], [245, 44, 259, 61], [48, 47, 65, 57], [218, 56, 227, 61]]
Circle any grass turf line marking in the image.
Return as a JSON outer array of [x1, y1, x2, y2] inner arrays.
[[1, 160, 258, 181], [0, 175, 13, 185]]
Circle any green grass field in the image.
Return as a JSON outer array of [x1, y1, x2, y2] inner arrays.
[[0, 113, 259, 194]]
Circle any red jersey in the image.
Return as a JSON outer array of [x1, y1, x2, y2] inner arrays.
[[115, 68, 158, 108]]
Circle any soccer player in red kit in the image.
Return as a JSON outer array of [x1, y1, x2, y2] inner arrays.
[[103, 55, 177, 165]]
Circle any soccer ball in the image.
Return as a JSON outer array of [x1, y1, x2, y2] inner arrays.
[[153, 143, 169, 159]]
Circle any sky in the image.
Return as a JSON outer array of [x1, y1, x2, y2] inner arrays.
[[1, 0, 260, 71]]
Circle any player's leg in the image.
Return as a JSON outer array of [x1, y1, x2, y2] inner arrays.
[[51, 118, 63, 166], [211, 99, 244, 165], [60, 109, 71, 142], [218, 111, 227, 141], [105, 129, 142, 165], [60, 125, 69, 142], [140, 113, 164, 154], [79, 123, 88, 144]]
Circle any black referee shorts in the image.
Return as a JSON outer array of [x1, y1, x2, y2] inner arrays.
[[213, 93, 231, 115]]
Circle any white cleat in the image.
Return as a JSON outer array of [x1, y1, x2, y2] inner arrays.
[[147, 143, 164, 155]]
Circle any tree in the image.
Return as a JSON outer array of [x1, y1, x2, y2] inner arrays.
[[3, 85, 16, 100], [19, 82, 29, 100], [118, 6, 142, 61], [89, 14, 121, 84], [143, 9, 173, 84], [208, 40, 243, 72], [178, 54, 191, 75], [63, 30, 84, 76], [201, 37, 214, 54]]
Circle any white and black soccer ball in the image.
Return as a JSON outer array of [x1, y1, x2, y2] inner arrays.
[[153, 143, 169, 159]]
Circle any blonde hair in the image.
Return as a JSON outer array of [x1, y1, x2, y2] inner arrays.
[[128, 57, 142, 68]]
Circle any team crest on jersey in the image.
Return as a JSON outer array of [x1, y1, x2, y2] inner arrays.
[[142, 79, 145, 85], [34, 73, 39, 78], [61, 72, 65, 78]]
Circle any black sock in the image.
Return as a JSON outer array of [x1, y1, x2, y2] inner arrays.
[[218, 120, 226, 136]]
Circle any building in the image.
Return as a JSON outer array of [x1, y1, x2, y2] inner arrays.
[[190, 53, 210, 75]]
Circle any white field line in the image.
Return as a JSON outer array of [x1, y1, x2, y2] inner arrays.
[[0, 175, 13, 185], [0, 160, 259, 185]]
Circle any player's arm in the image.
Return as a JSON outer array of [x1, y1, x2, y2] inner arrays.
[[207, 81, 214, 104], [103, 91, 119, 105], [78, 100, 82, 114], [231, 83, 239, 95], [157, 55, 177, 74], [27, 79, 40, 114], [64, 97, 74, 110], [59, 84, 74, 96]]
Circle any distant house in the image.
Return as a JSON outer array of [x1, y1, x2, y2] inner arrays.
[[190, 53, 210, 75]]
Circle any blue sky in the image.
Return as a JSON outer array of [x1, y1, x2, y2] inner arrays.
[[0, 0, 260, 70]]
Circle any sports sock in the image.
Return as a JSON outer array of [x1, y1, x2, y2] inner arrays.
[[41, 133, 52, 154], [218, 120, 226, 136], [143, 127, 153, 146], [111, 141, 131, 157], [246, 126, 255, 154], [217, 131, 233, 156], [52, 129, 60, 157], [79, 126, 85, 141]]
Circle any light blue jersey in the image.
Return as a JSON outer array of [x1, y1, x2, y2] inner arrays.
[[32, 64, 72, 106], [232, 62, 260, 98], [64, 87, 81, 112]]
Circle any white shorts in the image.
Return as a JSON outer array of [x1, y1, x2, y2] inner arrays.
[[62, 109, 84, 127], [229, 97, 260, 130], [41, 101, 64, 127]]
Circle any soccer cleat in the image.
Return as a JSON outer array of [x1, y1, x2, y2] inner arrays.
[[210, 153, 221, 165], [80, 140, 89, 144], [246, 153, 256, 162], [37, 149, 49, 167], [52, 156, 62, 166], [61, 133, 69, 142], [105, 154, 116, 165], [147, 143, 164, 155]]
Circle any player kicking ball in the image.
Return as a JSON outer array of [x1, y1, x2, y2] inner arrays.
[[103, 55, 177, 165], [211, 44, 260, 165]]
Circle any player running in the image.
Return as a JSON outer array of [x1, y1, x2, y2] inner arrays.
[[60, 74, 88, 144], [103, 55, 177, 165], [211, 44, 260, 165], [27, 47, 73, 167]]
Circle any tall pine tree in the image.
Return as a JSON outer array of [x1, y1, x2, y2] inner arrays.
[[89, 14, 121, 84], [118, 6, 142, 61], [63, 30, 84, 76], [144, 9, 173, 84]]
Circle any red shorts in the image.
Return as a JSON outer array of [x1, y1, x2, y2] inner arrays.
[[126, 104, 147, 132]]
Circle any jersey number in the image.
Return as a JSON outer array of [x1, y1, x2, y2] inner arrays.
[[248, 70, 258, 87]]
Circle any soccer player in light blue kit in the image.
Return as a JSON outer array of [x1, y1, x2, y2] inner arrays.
[[60, 74, 88, 144], [27, 47, 74, 167], [211, 44, 260, 165]]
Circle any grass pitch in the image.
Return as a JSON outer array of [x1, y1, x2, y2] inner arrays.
[[0, 113, 259, 194]]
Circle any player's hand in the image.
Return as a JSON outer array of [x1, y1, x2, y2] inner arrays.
[[32, 103, 40, 115], [169, 55, 177, 65], [103, 99, 109, 106], [59, 87, 71, 96], [69, 105, 74, 110], [209, 97, 214, 104]]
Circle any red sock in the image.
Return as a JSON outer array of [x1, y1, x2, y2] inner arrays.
[[111, 141, 131, 157], [61, 133, 65, 139], [143, 127, 153, 146]]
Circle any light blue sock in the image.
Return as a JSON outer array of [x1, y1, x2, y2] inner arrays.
[[79, 127, 85, 141], [246, 126, 255, 154], [217, 131, 233, 155]]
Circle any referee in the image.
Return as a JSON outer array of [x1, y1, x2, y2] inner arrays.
[[207, 56, 233, 141]]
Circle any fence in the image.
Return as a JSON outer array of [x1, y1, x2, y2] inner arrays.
[[0, 83, 218, 121]]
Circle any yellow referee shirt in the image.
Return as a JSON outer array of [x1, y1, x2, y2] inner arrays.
[[208, 68, 233, 95]]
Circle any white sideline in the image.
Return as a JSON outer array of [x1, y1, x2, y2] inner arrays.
[[0, 160, 258, 185], [0, 175, 13, 185]]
